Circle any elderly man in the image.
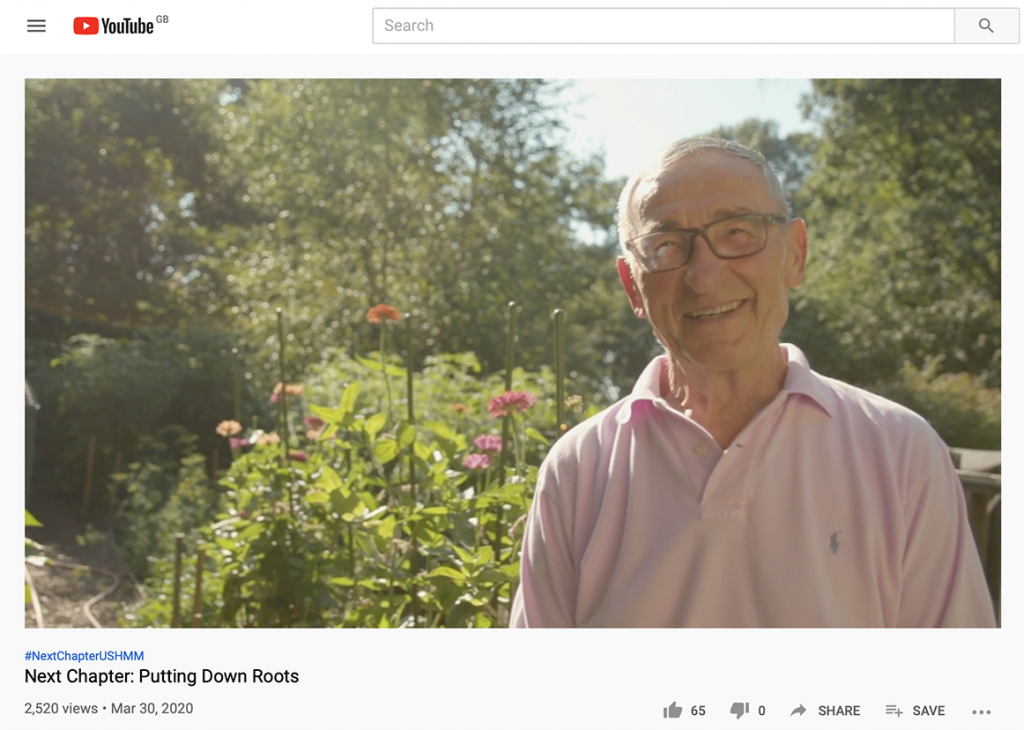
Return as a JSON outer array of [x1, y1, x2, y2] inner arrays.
[[509, 137, 996, 628]]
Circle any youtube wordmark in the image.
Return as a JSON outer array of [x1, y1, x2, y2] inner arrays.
[[101, 17, 155, 34]]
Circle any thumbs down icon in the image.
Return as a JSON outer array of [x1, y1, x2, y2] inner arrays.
[[730, 702, 749, 719]]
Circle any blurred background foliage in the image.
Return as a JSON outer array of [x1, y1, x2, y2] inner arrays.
[[26, 78, 1001, 499]]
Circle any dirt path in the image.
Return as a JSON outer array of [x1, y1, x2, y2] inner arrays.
[[25, 492, 139, 629]]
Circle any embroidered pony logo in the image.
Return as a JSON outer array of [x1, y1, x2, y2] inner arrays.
[[830, 531, 842, 555]]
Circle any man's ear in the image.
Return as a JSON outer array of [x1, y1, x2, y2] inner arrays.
[[784, 218, 808, 288], [616, 257, 646, 318]]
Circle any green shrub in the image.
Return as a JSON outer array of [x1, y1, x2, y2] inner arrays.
[[111, 426, 222, 578], [27, 329, 263, 496], [866, 362, 1000, 450], [125, 357, 558, 628], [303, 349, 602, 445]]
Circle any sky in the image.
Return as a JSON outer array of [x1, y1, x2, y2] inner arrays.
[[558, 79, 814, 180]]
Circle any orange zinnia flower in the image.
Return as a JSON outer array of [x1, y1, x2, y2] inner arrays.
[[366, 304, 401, 324]]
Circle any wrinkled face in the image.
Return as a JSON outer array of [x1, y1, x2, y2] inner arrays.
[[618, 151, 807, 375]]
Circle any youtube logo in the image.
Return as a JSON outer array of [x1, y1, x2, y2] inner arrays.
[[74, 17, 99, 35]]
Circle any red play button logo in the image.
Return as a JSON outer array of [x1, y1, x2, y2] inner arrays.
[[74, 17, 99, 35]]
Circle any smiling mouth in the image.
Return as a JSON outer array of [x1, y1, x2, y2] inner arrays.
[[684, 300, 745, 319]]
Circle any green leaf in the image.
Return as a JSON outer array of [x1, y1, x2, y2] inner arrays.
[[378, 614, 391, 628], [310, 404, 345, 424], [376, 514, 396, 539], [423, 420, 458, 441], [396, 421, 416, 449], [420, 506, 448, 516], [237, 522, 265, 541], [428, 566, 467, 583], [413, 441, 434, 462], [478, 568, 515, 585], [330, 576, 355, 586], [475, 545, 495, 565], [357, 357, 404, 377], [25, 510, 42, 527], [318, 465, 343, 492], [356, 355, 383, 372], [25, 583, 31, 604], [339, 381, 361, 414], [494, 482, 526, 502], [373, 439, 400, 464], [330, 489, 361, 516], [364, 412, 387, 440], [305, 491, 330, 504], [525, 427, 550, 446]]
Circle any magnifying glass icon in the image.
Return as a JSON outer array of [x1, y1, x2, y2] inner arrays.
[[979, 17, 994, 33]]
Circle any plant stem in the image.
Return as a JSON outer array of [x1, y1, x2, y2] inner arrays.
[[404, 314, 416, 500], [380, 325, 393, 424], [405, 313, 419, 628], [276, 309, 294, 515], [347, 523, 355, 579], [496, 301, 519, 561], [276, 309, 289, 456], [171, 534, 184, 628], [511, 420, 524, 477], [553, 308, 565, 437]]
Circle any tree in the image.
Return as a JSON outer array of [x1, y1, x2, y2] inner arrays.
[[707, 117, 817, 216], [25, 80, 246, 344], [791, 80, 1000, 386], [203, 79, 625, 391]]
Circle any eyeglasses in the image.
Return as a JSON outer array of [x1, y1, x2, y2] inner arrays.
[[627, 213, 788, 273]]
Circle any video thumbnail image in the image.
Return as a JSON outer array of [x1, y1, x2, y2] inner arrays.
[[24, 79, 999, 628]]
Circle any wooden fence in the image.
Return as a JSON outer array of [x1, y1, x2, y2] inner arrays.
[[958, 469, 1000, 625]]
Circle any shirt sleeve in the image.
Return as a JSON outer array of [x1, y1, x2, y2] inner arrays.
[[897, 426, 997, 628], [510, 455, 578, 628]]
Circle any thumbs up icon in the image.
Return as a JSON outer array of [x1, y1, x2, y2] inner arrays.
[[663, 702, 683, 719]]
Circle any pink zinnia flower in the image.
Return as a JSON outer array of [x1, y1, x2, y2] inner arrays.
[[304, 415, 325, 430], [462, 453, 491, 470], [288, 451, 309, 463], [474, 434, 503, 453], [487, 390, 536, 418], [229, 437, 249, 449]]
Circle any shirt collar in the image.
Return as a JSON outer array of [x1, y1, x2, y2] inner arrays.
[[616, 343, 837, 424]]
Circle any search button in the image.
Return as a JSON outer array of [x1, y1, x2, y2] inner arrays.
[[955, 8, 1019, 42]]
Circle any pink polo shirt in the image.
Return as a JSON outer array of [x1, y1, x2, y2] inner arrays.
[[510, 344, 996, 628]]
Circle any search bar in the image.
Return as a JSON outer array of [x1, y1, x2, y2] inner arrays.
[[372, 8, 1021, 44]]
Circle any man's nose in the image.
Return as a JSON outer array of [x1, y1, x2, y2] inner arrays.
[[682, 234, 728, 291]]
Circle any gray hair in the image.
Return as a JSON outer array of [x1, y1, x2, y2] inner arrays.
[[617, 137, 790, 262]]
